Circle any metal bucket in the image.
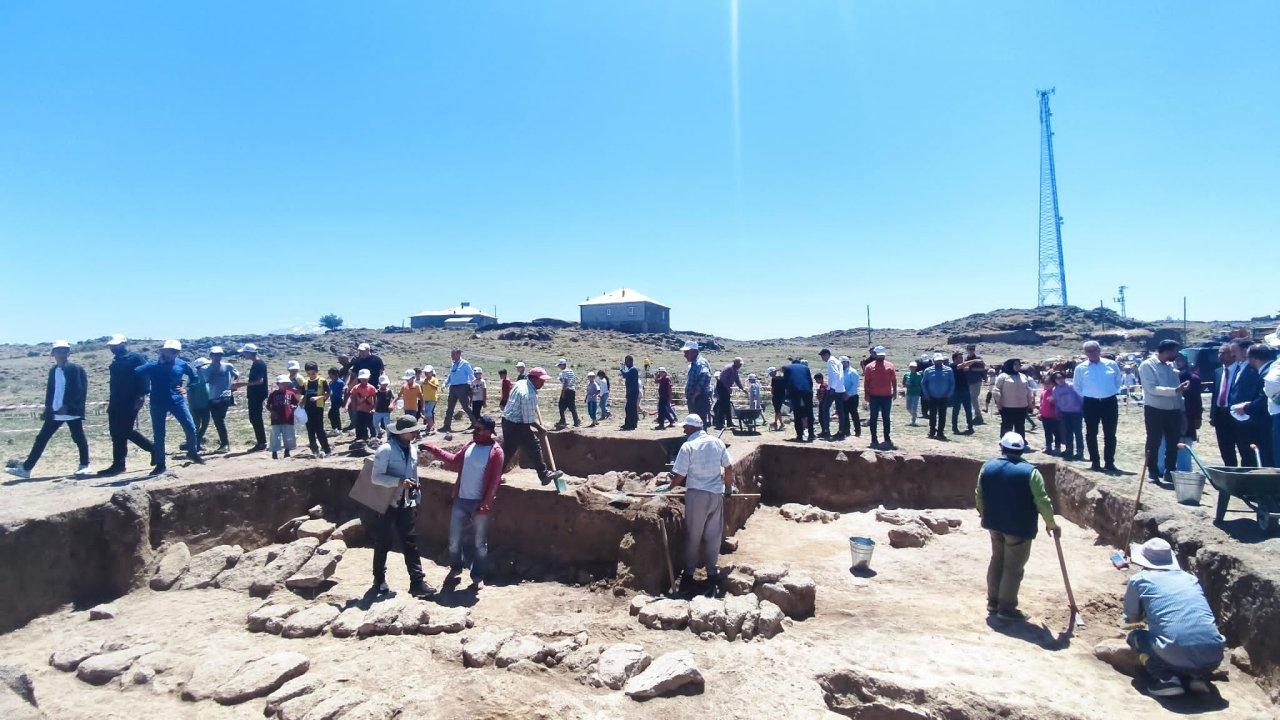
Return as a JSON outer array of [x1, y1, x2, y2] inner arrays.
[[1171, 471, 1206, 506], [849, 536, 876, 569]]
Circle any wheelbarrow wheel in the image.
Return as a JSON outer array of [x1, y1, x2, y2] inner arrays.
[[1258, 498, 1279, 535]]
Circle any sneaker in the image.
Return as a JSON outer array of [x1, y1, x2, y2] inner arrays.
[[1105, 463, 1119, 472], [996, 608, 1028, 621], [1186, 678, 1211, 694], [73, 464, 93, 477], [5, 466, 31, 480], [1148, 677, 1185, 697], [272, 452, 279, 460], [316, 451, 327, 459]]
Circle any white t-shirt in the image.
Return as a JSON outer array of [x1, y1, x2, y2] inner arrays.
[[458, 443, 492, 500], [52, 366, 80, 421]]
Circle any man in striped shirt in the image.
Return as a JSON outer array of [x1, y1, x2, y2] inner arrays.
[[554, 359, 581, 429], [500, 368, 564, 486]]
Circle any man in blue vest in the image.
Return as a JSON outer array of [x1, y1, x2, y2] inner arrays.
[[976, 431, 1059, 621]]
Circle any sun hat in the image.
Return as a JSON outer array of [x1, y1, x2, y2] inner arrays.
[[275, 374, 291, 383], [909, 361, 918, 368], [106, 333, 127, 346], [767, 366, 776, 373], [357, 343, 371, 351], [682, 413, 704, 428], [403, 370, 415, 380], [162, 339, 182, 351], [390, 415, 428, 435], [748, 373, 757, 380], [209, 346, 225, 355], [528, 367, 550, 380], [287, 360, 300, 370], [1130, 538, 1178, 570], [238, 343, 258, 353], [999, 432, 1026, 452], [357, 369, 371, 379], [475, 367, 483, 374], [681, 340, 700, 351], [51, 339, 71, 350], [658, 366, 668, 373], [839, 356, 850, 362], [873, 345, 886, 357], [932, 353, 946, 362]]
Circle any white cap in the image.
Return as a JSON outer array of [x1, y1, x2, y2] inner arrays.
[[516, 361, 526, 368], [999, 432, 1026, 452], [106, 333, 127, 346], [423, 365, 434, 373], [162, 339, 182, 351], [682, 413, 704, 428], [378, 375, 390, 385], [681, 341, 699, 352], [556, 358, 567, 366], [734, 356, 742, 363], [51, 339, 71, 350], [748, 373, 757, 380], [474, 367, 483, 374], [276, 374, 291, 383], [767, 366, 776, 373], [873, 345, 886, 357], [357, 342, 371, 351], [239, 343, 258, 353], [932, 353, 946, 362], [658, 366, 668, 373], [195, 357, 211, 367], [357, 369, 371, 379], [839, 355, 850, 362], [287, 360, 300, 370], [209, 346, 225, 355], [403, 370, 415, 380]]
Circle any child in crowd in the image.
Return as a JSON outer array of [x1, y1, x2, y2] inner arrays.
[[597, 370, 610, 419], [422, 365, 440, 434], [286, 360, 302, 388], [326, 367, 345, 432], [904, 362, 923, 426], [345, 369, 377, 442], [655, 367, 677, 429], [585, 371, 601, 427], [813, 372, 828, 429], [1040, 373, 1061, 455], [267, 374, 300, 459], [373, 376, 394, 439], [395, 370, 424, 419], [499, 368, 513, 409], [300, 361, 331, 458], [471, 368, 487, 421], [747, 373, 762, 410]]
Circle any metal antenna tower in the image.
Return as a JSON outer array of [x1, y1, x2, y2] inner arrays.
[[1114, 285, 1128, 318], [1037, 88, 1068, 306]]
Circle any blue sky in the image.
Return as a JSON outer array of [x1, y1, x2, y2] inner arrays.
[[1, 1, 1276, 343]]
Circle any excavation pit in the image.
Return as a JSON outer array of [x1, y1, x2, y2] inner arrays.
[[1, 431, 1277, 718]]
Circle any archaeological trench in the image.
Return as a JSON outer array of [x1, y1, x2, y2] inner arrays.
[[1, 431, 1277, 718]]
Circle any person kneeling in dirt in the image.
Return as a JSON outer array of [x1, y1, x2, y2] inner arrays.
[[975, 432, 1059, 621], [422, 415, 505, 590], [1123, 538, 1225, 697], [370, 415, 435, 599], [666, 414, 735, 596]]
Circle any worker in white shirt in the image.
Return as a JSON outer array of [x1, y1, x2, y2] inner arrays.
[[665, 414, 735, 596], [1074, 341, 1123, 472]]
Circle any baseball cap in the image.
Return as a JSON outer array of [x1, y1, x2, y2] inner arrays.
[[195, 357, 211, 367], [475, 367, 484, 374], [162, 339, 182, 351], [378, 375, 390, 385], [275, 374, 291, 383], [424, 365, 434, 373], [210, 346, 225, 355], [239, 343, 258, 353], [681, 340, 699, 351], [357, 369, 371, 379], [52, 339, 71, 350], [556, 358, 567, 366], [932, 353, 946, 362], [999, 432, 1026, 452], [287, 360, 300, 370], [873, 345, 886, 357], [767, 366, 776, 373], [528, 367, 550, 380], [658, 366, 668, 373], [106, 334, 127, 346], [357, 342, 371, 351], [515, 361, 526, 368], [403, 370, 415, 380], [682, 414, 704, 428]]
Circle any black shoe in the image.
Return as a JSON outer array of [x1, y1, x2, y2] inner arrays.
[[370, 580, 389, 596], [96, 465, 125, 477], [149, 464, 167, 476], [1090, 462, 1102, 471], [186, 451, 205, 464], [408, 582, 437, 598], [248, 444, 266, 453], [937, 434, 947, 441], [1147, 677, 1186, 697], [1105, 463, 1119, 473]]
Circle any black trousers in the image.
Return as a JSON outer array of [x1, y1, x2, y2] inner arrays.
[[192, 406, 210, 447], [304, 401, 331, 453], [999, 407, 1029, 439], [558, 390, 580, 426], [25, 417, 90, 471], [209, 400, 231, 446], [1083, 396, 1119, 466], [1210, 405, 1244, 466], [835, 392, 850, 436], [868, 395, 892, 440], [501, 418, 551, 480], [443, 384, 474, 431], [713, 385, 733, 430], [353, 410, 374, 441], [1144, 406, 1182, 479], [926, 397, 949, 435], [789, 391, 814, 439], [844, 395, 862, 436], [471, 400, 484, 421], [247, 391, 267, 445], [327, 403, 343, 432], [107, 404, 153, 467], [624, 390, 639, 429], [372, 504, 424, 585], [818, 392, 835, 435]]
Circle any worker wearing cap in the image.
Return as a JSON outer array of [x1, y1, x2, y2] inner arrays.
[[203, 346, 238, 453], [442, 348, 476, 433], [6, 340, 92, 480], [553, 359, 581, 429], [97, 334, 154, 476], [239, 343, 269, 451], [863, 346, 897, 448], [683, 341, 713, 427], [975, 432, 1059, 621], [136, 340, 203, 474], [499, 367, 565, 486], [921, 353, 955, 441], [1122, 538, 1226, 697], [349, 342, 385, 390], [668, 414, 735, 594]]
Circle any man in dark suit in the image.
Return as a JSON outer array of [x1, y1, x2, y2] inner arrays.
[[1209, 343, 1245, 466], [1231, 344, 1276, 467]]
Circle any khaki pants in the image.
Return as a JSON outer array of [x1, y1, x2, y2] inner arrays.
[[969, 382, 984, 423], [987, 531, 1033, 612], [684, 488, 724, 579]]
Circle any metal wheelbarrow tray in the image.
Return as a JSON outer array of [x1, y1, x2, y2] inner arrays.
[[1205, 465, 1280, 534]]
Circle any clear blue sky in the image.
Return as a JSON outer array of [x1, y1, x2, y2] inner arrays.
[[2, 2, 1277, 344]]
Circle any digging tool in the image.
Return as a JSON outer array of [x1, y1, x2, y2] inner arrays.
[[604, 489, 761, 505], [1112, 453, 1149, 569], [1180, 442, 1210, 475], [658, 519, 677, 595], [1053, 531, 1085, 629], [537, 430, 567, 493]]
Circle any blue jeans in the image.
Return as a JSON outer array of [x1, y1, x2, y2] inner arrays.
[[150, 398, 198, 466], [372, 412, 392, 436], [1127, 629, 1221, 683], [599, 391, 610, 418], [1156, 437, 1193, 476], [587, 399, 598, 421], [448, 498, 491, 581], [951, 392, 973, 430], [1059, 411, 1083, 457]]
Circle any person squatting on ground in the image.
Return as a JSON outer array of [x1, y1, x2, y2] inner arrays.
[[299, 362, 331, 457], [683, 341, 713, 427], [1123, 538, 1226, 697], [863, 346, 896, 447], [240, 343, 269, 451], [554, 359, 580, 429], [442, 349, 476, 433], [7, 340, 91, 480], [666, 414, 735, 595], [1075, 340, 1123, 471], [137, 340, 204, 474], [267, 374, 300, 458], [499, 367, 565, 486], [655, 367, 679, 429], [1138, 340, 1190, 482], [921, 353, 954, 440], [97, 334, 154, 476], [976, 432, 1060, 621], [369, 415, 434, 599], [422, 415, 505, 590], [620, 354, 641, 430]]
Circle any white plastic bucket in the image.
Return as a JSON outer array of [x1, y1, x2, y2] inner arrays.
[[1170, 471, 1206, 506], [849, 536, 876, 569]]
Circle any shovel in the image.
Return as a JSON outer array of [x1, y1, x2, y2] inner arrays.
[[1053, 532, 1086, 629]]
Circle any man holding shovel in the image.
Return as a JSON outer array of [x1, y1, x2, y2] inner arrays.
[[499, 367, 564, 487], [666, 413, 734, 596], [976, 431, 1060, 621]]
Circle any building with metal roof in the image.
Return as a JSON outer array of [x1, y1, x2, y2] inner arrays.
[[579, 288, 670, 333], [410, 302, 497, 329]]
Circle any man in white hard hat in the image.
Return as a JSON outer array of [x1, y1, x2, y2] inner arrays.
[[135, 340, 204, 474], [666, 413, 735, 595], [683, 341, 713, 427], [975, 432, 1059, 621], [6, 340, 92, 480], [239, 343, 269, 451], [96, 334, 155, 476], [1123, 538, 1225, 696]]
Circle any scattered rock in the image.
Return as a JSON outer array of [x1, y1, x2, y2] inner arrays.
[[719, 568, 755, 596], [756, 600, 785, 638], [1093, 639, 1143, 677], [874, 507, 918, 526], [331, 519, 366, 545], [247, 603, 300, 633], [264, 675, 322, 716], [306, 505, 324, 519], [250, 537, 320, 596], [358, 599, 407, 637], [329, 607, 364, 638], [544, 633, 589, 666], [281, 604, 341, 639], [128, 665, 156, 685], [284, 549, 343, 590], [0, 665, 37, 707], [462, 630, 515, 668], [756, 572, 816, 620], [276, 516, 308, 542], [423, 606, 471, 635], [688, 596, 727, 635], [596, 643, 652, 690], [88, 603, 118, 621], [175, 544, 243, 590], [341, 698, 400, 720], [393, 599, 433, 635], [623, 650, 704, 699], [638, 598, 690, 631], [496, 635, 549, 668], [888, 521, 933, 549], [720, 536, 739, 554], [213, 651, 310, 705], [76, 643, 160, 685], [214, 545, 282, 592], [150, 542, 191, 590], [780, 503, 840, 524], [740, 562, 788, 584], [724, 593, 760, 641], [1230, 646, 1253, 674], [296, 519, 336, 541], [628, 594, 654, 616], [284, 688, 366, 720], [50, 638, 105, 671], [181, 650, 261, 702], [920, 512, 962, 535]]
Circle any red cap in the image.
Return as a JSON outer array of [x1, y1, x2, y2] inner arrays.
[[528, 367, 550, 379]]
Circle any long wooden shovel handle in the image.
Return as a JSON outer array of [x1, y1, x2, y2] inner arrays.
[[658, 520, 677, 595], [1053, 533, 1082, 624], [1121, 454, 1149, 555]]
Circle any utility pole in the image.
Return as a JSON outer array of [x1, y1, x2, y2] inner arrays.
[[1037, 88, 1068, 307], [1183, 297, 1188, 337], [1114, 286, 1128, 318], [866, 306, 872, 348]]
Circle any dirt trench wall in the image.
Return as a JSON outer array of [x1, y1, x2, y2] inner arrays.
[[539, 433, 675, 477]]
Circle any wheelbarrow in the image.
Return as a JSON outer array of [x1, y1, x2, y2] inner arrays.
[[1184, 444, 1280, 534], [734, 406, 765, 434]]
